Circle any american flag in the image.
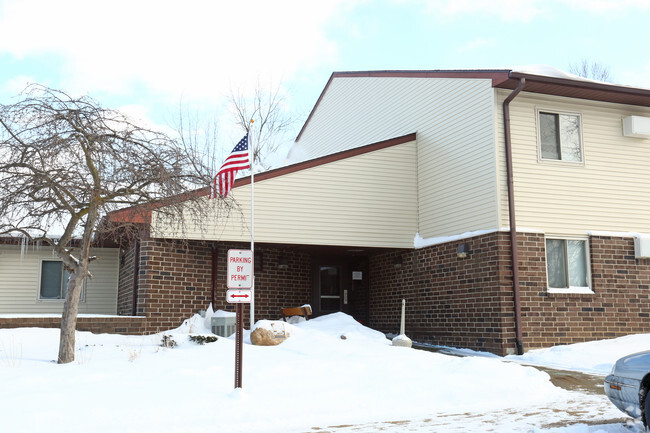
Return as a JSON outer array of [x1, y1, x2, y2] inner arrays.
[[210, 134, 250, 198]]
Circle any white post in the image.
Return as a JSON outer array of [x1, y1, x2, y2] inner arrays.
[[392, 298, 412, 348], [400, 298, 406, 336]]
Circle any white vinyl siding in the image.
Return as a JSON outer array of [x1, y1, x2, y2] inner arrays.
[[292, 76, 499, 239], [153, 142, 419, 249], [0, 245, 119, 314], [496, 89, 650, 235]]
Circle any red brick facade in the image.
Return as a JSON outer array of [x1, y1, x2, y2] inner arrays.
[[5, 232, 649, 355], [368, 232, 650, 355], [519, 234, 650, 349], [0, 316, 147, 334], [369, 232, 516, 355], [115, 239, 312, 334]]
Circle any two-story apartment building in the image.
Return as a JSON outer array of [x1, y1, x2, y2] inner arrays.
[[6, 68, 650, 355]]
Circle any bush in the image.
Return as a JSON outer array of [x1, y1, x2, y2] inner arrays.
[[189, 335, 218, 345], [161, 335, 177, 348]]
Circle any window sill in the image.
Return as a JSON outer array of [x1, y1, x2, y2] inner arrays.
[[547, 287, 594, 297], [539, 158, 585, 166]]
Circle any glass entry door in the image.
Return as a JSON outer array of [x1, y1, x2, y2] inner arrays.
[[318, 265, 341, 313]]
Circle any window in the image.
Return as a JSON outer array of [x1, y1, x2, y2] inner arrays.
[[39, 260, 83, 300], [538, 111, 583, 162], [545, 238, 590, 292]]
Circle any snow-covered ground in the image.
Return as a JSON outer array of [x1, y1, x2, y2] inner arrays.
[[0, 311, 646, 433]]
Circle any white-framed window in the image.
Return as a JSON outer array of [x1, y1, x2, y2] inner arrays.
[[545, 237, 592, 293], [538, 110, 583, 162], [39, 260, 85, 301]]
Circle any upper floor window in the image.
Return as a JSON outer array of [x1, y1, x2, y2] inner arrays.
[[538, 111, 583, 162], [545, 237, 591, 293]]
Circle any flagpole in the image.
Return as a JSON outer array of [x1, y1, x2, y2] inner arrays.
[[249, 119, 255, 329]]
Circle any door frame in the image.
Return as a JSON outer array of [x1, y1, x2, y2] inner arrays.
[[311, 256, 350, 316]]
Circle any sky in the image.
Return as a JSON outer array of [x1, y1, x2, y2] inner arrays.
[[1, 0, 650, 166]]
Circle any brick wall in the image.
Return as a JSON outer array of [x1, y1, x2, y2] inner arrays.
[[127, 240, 312, 333], [117, 242, 137, 316], [209, 242, 312, 325], [369, 232, 515, 355], [136, 240, 213, 333], [370, 232, 650, 355], [0, 316, 148, 334], [519, 234, 650, 350], [35, 231, 646, 352]]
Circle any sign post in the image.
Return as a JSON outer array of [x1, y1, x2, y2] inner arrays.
[[227, 249, 253, 389]]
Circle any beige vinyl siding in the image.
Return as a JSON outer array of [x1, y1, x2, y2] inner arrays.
[[153, 142, 418, 249], [292, 76, 499, 238], [496, 89, 650, 235], [0, 245, 119, 314]]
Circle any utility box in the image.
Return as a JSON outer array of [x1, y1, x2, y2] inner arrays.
[[211, 316, 236, 337], [635, 235, 650, 259], [623, 116, 650, 138]]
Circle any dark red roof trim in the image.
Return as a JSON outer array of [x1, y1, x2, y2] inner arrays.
[[296, 69, 650, 142], [231, 132, 416, 188], [498, 71, 650, 107], [296, 70, 511, 141]]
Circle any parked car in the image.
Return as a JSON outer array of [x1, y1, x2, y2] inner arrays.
[[605, 350, 650, 428]]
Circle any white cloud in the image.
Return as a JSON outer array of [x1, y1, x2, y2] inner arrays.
[[2, 75, 35, 94], [457, 38, 496, 53], [422, 0, 545, 22], [420, 0, 650, 22], [558, 0, 650, 13], [618, 64, 650, 90], [0, 0, 350, 100]]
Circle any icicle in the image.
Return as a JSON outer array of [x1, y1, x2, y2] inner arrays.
[[20, 236, 27, 261]]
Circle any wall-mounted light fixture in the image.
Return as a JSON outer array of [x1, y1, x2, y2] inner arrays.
[[278, 256, 288, 269], [393, 256, 403, 269], [457, 243, 470, 259]]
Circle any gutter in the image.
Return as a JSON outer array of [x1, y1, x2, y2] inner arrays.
[[502, 77, 526, 355]]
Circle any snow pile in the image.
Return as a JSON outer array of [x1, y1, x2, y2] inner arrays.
[[0, 312, 639, 433], [506, 333, 650, 375]]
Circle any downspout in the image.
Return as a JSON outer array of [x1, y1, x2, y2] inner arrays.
[[502, 77, 526, 355]]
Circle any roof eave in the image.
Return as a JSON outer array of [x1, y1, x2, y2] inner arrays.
[[499, 71, 650, 107]]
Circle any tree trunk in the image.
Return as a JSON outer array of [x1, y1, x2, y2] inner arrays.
[[57, 205, 98, 364], [57, 272, 86, 363]]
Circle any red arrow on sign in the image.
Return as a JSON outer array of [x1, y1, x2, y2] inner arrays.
[[226, 289, 253, 303]]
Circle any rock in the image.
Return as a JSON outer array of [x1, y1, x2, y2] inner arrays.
[[250, 320, 291, 346]]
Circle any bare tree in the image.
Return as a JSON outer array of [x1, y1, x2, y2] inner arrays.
[[0, 84, 211, 364], [569, 59, 613, 83], [228, 80, 298, 171]]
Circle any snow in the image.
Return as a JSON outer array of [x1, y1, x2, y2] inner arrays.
[[0, 312, 646, 432], [413, 227, 547, 249], [506, 333, 650, 376], [414, 228, 502, 248], [511, 64, 611, 85]]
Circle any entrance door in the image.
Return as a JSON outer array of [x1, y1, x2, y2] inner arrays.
[[311, 256, 369, 320], [311, 256, 368, 320], [317, 265, 343, 314]]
